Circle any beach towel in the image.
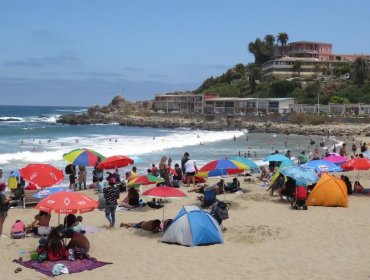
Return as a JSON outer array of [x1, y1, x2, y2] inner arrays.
[[117, 204, 145, 211], [16, 258, 112, 277], [81, 225, 103, 234]]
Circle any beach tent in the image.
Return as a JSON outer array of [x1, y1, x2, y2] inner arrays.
[[306, 173, 348, 207], [161, 205, 224, 246]]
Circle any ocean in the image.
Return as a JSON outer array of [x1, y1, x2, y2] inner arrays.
[[0, 105, 340, 184]]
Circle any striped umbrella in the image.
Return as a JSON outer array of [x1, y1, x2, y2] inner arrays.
[[197, 159, 249, 177], [63, 148, 105, 166], [230, 157, 258, 169], [127, 175, 164, 187]]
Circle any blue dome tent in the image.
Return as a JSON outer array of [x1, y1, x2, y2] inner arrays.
[[161, 205, 224, 246]]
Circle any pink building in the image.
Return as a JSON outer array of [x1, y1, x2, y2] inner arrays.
[[278, 41, 333, 61]]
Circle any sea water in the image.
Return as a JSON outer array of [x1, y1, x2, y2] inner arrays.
[[0, 105, 341, 184]]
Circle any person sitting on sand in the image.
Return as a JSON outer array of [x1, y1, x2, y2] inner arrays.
[[259, 167, 270, 182], [26, 211, 51, 236], [46, 226, 68, 261], [224, 177, 241, 193], [120, 219, 173, 234], [64, 214, 85, 233], [341, 175, 353, 195], [119, 186, 140, 209], [353, 181, 370, 195], [63, 228, 90, 252]]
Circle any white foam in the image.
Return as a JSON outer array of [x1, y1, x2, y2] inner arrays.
[[0, 129, 244, 165], [0, 116, 25, 122]]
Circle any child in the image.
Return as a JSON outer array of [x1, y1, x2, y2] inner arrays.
[[11, 220, 25, 239]]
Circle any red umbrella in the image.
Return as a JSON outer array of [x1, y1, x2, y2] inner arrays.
[[142, 186, 186, 199], [97, 155, 134, 170], [36, 191, 98, 214], [342, 158, 370, 171], [20, 163, 64, 187], [142, 186, 186, 222]]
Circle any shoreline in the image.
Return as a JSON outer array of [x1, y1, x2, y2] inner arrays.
[[57, 113, 370, 138]]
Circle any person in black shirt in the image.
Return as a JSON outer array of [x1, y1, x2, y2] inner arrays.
[[103, 179, 120, 227]]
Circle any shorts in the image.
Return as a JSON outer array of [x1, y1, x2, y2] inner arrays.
[[0, 211, 7, 219], [38, 226, 52, 236], [186, 172, 196, 176], [133, 222, 144, 229], [69, 175, 76, 184]]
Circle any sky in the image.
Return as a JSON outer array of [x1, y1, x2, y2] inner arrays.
[[1, 0, 370, 106]]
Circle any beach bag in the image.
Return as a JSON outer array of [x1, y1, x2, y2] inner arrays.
[[210, 201, 229, 224], [65, 164, 73, 175], [296, 186, 307, 200]]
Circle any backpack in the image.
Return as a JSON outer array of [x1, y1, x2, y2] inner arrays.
[[65, 164, 73, 175], [210, 201, 229, 225]]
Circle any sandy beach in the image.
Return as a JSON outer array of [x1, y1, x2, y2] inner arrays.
[[1, 159, 370, 280]]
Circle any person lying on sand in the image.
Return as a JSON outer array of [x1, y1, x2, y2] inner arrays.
[[189, 179, 224, 194], [354, 181, 370, 195], [120, 219, 173, 234]]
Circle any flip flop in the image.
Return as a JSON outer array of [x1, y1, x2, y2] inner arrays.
[[14, 267, 22, 273]]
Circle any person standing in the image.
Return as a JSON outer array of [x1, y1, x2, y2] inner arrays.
[[0, 180, 12, 238], [181, 152, 189, 177], [339, 143, 347, 157], [103, 179, 120, 228], [159, 156, 170, 186], [184, 157, 196, 188], [78, 166, 87, 190]]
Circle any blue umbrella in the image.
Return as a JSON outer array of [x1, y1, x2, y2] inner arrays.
[[281, 165, 319, 185], [363, 151, 370, 159], [302, 160, 342, 173], [33, 186, 73, 199], [230, 157, 258, 169], [10, 170, 21, 177], [264, 154, 293, 165]]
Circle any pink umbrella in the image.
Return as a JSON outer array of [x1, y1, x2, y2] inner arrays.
[[324, 154, 347, 164]]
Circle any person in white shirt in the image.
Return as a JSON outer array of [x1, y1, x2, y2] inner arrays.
[[184, 157, 196, 188]]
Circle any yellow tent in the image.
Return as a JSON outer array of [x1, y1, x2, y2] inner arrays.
[[307, 173, 348, 207]]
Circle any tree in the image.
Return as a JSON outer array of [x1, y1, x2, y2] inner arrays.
[[248, 38, 273, 65], [247, 63, 262, 94], [353, 57, 368, 86], [264, 34, 275, 46], [234, 63, 246, 77], [277, 32, 289, 57]]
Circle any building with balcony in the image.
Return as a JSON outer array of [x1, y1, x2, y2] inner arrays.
[[277, 41, 333, 61], [153, 92, 218, 114]]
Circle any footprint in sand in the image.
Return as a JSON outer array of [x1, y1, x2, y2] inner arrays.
[[226, 225, 287, 244]]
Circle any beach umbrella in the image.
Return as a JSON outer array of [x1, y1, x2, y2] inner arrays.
[[97, 155, 134, 170], [196, 159, 249, 177], [10, 170, 21, 177], [129, 156, 144, 163], [20, 163, 64, 187], [323, 154, 347, 164], [230, 157, 258, 169], [127, 175, 164, 187], [36, 191, 98, 214], [302, 160, 343, 173], [281, 165, 319, 185], [264, 154, 293, 165], [141, 186, 186, 221], [342, 158, 370, 171], [32, 186, 73, 199], [63, 148, 105, 166]]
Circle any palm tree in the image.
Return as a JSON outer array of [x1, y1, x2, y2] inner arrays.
[[248, 38, 273, 65], [264, 34, 275, 46], [353, 57, 368, 86], [277, 32, 289, 57], [247, 63, 262, 94]]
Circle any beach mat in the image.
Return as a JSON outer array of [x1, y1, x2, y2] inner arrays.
[[82, 225, 103, 234], [17, 258, 112, 277]]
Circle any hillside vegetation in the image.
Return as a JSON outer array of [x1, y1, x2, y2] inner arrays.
[[193, 33, 370, 105]]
